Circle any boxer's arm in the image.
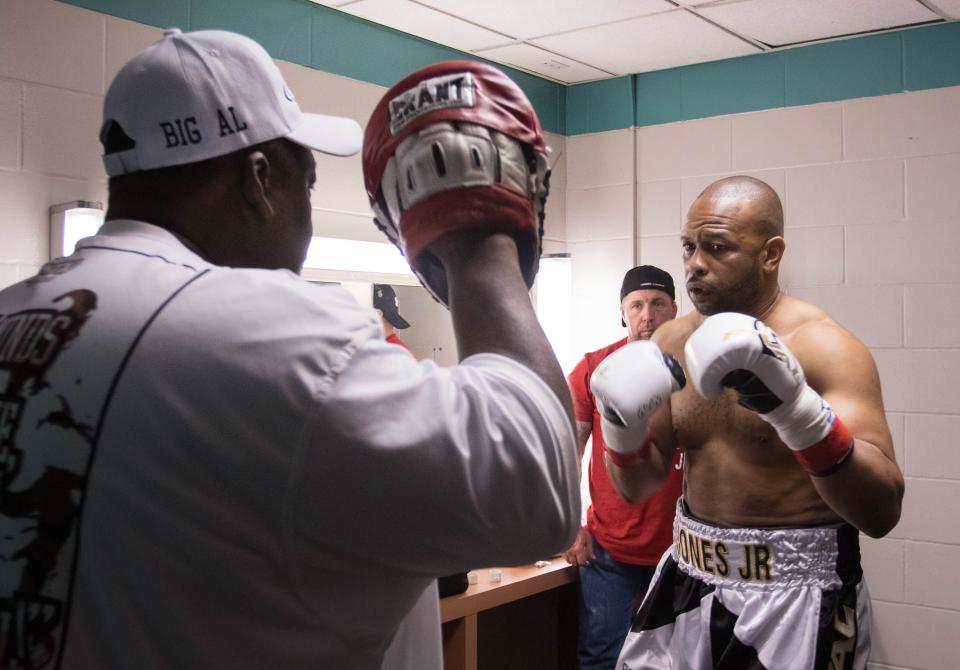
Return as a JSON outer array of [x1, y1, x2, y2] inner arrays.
[[590, 340, 684, 504], [793, 323, 905, 538], [430, 231, 573, 423], [605, 402, 677, 504]]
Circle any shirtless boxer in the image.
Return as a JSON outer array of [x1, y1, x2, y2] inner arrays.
[[591, 176, 904, 669]]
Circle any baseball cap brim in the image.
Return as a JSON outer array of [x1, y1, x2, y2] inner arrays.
[[384, 311, 411, 330], [288, 112, 363, 157]]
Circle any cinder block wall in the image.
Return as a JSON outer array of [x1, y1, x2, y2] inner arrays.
[[564, 129, 637, 359]]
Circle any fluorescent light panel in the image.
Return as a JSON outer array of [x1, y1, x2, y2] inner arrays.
[[49, 201, 104, 259], [536, 254, 574, 374], [304, 236, 415, 276]]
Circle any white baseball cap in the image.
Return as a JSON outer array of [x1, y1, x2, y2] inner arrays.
[[100, 28, 362, 176]]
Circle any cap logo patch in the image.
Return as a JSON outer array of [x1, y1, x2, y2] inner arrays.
[[388, 72, 474, 134]]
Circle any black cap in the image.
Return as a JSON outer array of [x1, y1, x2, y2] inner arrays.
[[620, 265, 675, 328], [373, 284, 410, 329], [620, 265, 675, 302]]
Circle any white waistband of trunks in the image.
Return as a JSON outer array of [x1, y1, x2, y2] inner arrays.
[[672, 499, 843, 590]]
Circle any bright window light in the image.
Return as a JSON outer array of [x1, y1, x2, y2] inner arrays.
[[304, 236, 414, 276], [536, 253, 574, 374], [49, 201, 104, 259]]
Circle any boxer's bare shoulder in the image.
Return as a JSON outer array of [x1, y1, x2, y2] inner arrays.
[[767, 294, 878, 396], [764, 293, 835, 340]]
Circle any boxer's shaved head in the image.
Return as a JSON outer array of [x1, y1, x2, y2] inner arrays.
[[683, 175, 786, 316], [695, 176, 783, 240]]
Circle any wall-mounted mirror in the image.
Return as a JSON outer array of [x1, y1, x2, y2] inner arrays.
[[334, 279, 458, 367], [303, 238, 572, 371]]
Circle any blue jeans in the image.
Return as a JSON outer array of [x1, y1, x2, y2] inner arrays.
[[577, 538, 656, 670]]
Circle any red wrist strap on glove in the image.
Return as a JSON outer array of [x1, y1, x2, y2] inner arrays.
[[604, 441, 651, 468], [793, 417, 855, 476]]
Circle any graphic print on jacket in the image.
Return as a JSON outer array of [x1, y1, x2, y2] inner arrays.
[[0, 243, 203, 669], [0, 286, 98, 668]]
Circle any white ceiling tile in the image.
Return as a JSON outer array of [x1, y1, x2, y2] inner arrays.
[[698, 0, 940, 47], [474, 43, 612, 83], [418, 0, 673, 40], [926, 0, 960, 18], [338, 0, 513, 51], [534, 9, 759, 75]]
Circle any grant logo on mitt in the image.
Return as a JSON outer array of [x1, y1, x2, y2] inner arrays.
[[389, 72, 475, 134]]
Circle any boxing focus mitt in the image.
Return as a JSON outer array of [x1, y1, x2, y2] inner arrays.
[[362, 61, 551, 306], [589, 341, 685, 467], [684, 312, 854, 476]]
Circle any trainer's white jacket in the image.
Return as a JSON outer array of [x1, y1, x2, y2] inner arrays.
[[0, 220, 579, 670]]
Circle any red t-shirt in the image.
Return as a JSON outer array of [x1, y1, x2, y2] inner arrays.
[[568, 337, 683, 565], [386, 333, 412, 352]]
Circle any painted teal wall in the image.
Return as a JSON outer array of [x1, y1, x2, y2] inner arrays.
[[566, 76, 633, 135], [632, 21, 960, 131], [58, 0, 960, 136]]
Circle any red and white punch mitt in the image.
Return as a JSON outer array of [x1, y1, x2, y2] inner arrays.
[[590, 341, 685, 467], [362, 61, 551, 305], [684, 312, 854, 476]]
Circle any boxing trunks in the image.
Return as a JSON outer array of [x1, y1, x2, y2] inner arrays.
[[617, 500, 871, 670]]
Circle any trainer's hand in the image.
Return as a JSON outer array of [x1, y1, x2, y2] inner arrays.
[[590, 340, 685, 467], [362, 61, 550, 306], [562, 526, 596, 567], [685, 312, 854, 475]]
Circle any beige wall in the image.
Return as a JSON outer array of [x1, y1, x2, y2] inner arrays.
[[565, 87, 960, 670]]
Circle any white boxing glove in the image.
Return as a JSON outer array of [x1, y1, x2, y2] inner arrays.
[[684, 312, 854, 475], [590, 340, 685, 467]]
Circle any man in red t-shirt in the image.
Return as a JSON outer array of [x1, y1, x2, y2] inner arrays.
[[373, 284, 412, 352], [564, 265, 681, 670]]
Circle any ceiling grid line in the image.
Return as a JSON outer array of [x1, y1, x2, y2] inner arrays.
[[669, 1, 773, 50], [308, 0, 955, 85]]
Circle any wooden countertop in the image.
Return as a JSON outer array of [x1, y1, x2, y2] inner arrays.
[[440, 558, 578, 623]]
